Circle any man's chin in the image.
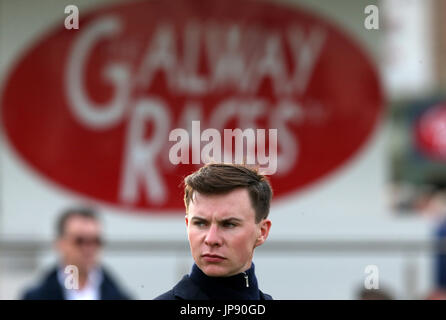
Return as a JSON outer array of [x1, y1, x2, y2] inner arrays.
[[199, 264, 232, 277]]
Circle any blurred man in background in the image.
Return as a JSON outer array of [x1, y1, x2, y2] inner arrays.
[[22, 207, 130, 300], [156, 163, 273, 300]]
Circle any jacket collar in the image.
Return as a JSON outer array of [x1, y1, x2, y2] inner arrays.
[[173, 263, 268, 300]]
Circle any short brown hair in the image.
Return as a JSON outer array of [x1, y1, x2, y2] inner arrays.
[[56, 207, 99, 238], [184, 163, 273, 222]]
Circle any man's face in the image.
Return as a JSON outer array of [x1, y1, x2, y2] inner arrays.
[[186, 188, 271, 277], [56, 216, 102, 273]]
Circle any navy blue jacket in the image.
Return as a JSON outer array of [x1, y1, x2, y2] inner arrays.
[[22, 266, 131, 300], [155, 264, 272, 300], [436, 219, 446, 289]]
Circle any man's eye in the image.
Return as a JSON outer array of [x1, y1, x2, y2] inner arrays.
[[194, 221, 206, 227], [223, 222, 236, 228]]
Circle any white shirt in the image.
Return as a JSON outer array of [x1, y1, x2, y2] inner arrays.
[[57, 266, 103, 300]]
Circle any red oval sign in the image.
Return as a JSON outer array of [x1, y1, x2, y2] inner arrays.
[[1, 0, 383, 213], [415, 103, 446, 161]]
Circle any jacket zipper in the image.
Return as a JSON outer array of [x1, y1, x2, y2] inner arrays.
[[242, 272, 249, 288]]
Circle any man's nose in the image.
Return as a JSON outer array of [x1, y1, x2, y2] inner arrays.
[[204, 224, 223, 247]]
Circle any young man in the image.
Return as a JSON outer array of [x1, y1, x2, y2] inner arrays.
[[155, 163, 273, 300]]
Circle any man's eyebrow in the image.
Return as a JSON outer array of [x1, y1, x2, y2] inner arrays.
[[219, 217, 243, 223], [190, 216, 208, 221], [190, 216, 243, 223]]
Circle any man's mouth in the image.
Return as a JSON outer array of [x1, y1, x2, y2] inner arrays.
[[202, 254, 226, 262]]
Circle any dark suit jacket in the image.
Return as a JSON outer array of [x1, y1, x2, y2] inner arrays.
[[155, 275, 273, 300], [22, 266, 131, 300]]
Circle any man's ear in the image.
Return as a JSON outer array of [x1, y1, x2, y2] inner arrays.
[[185, 214, 189, 227], [255, 219, 272, 248]]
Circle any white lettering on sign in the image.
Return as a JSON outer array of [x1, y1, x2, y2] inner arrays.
[[271, 99, 303, 174], [120, 98, 170, 204], [65, 17, 326, 205], [66, 16, 130, 129], [135, 22, 326, 95], [287, 27, 326, 94]]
